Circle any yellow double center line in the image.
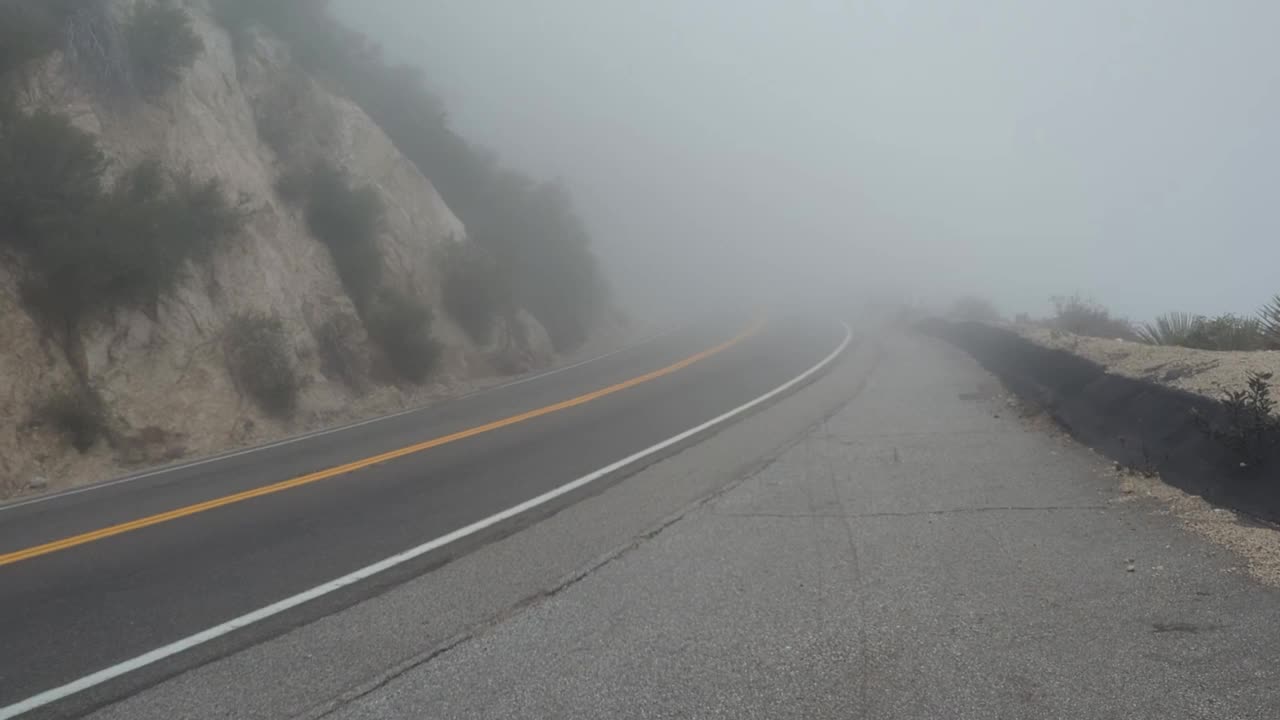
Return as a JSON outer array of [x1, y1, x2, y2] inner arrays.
[[0, 317, 766, 569]]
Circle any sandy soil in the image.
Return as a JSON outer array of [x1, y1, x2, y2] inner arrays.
[[1116, 467, 1280, 587], [1019, 326, 1280, 401]]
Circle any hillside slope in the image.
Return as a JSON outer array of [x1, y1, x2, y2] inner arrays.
[[0, 0, 582, 496]]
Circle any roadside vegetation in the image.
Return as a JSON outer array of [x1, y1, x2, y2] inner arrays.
[[313, 313, 368, 390], [212, 0, 605, 351], [0, 97, 247, 362], [224, 311, 301, 418], [364, 289, 441, 384], [0, 4, 243, 446], [288, 162, 385, 306], [283, 161, 443, 384], [1046, 294, 1139, 341], [1138, 313, 1270, 351], [1194, 372, 1279, 471], [125, 0, 205, 97], [35, 384, 108, 452], [441, 241, 504, 345]]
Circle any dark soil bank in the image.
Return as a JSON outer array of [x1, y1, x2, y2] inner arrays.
[[922, 319, 1280, 524]]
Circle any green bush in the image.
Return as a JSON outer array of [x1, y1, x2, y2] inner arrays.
[[0, 100, 106, 252], [1260, 295, 1280, 349], [125, 1, 204, 97], [214, 1, 605, 352], [441, 241, 504, 345], [949, 295, 1001, 323], [1185, 315, 1268, 351], [314, 313, 367, 389], [366, 290, 441, 384], [1049, 294, 1138, 340], [293, 163, 385, 306], [1137, 312, 1198, 347], [1140, 313, 1268, 351], [225, 311, 300, 417], [36, 384, 107, 452], [1, 103, 246, 338], [21, 159, 247, 332], [1194, 372, 1279, 470]]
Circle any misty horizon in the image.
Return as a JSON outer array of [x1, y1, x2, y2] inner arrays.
[[335, 0, 1280, 323]]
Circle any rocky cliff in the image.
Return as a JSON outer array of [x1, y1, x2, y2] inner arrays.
[[0, 0, 562, 496]]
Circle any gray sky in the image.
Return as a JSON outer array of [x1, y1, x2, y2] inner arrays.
[[336, 0, 1280, 320]]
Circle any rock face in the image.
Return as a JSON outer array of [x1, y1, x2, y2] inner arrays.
[[0, 0, 557, 495]]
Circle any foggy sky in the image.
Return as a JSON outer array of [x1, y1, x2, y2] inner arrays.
[[335, 0, 1280, 321]]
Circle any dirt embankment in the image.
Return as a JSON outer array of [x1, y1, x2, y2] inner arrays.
[[1020, 326, 1280, 403], [922, 320, 1280, 525]]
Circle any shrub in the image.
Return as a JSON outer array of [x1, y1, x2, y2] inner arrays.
[[294, 163, 385, 306], [1260, 295, 1280, 349], [1049, 294, 1138, 340], [124, 1, 203, 97], [0, 100, 107, 257], [225, 311, 300, 417], [366, 290, 441, 384], [16, 156, 247, 333], [36, 384, 107, 452], [441, 241, 504, 345], [1195, 372, 1280, 470], [314, 313, 367, 389], [212, 1, 606, 351], [949, 295, 1001, 323], [1139, 313, 1268, 351], [1137, 312, 1197, 347], [1186, 314, 1268, 351], [1, 101, 246, 336]]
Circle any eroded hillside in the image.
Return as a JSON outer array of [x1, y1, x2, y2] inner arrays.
[[0, 0, 610, 496]]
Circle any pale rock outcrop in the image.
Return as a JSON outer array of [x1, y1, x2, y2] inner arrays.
[[0, 0, 558, 494]]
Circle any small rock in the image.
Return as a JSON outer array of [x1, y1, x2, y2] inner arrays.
[[27, 476, 48, 490], [1126, 564, 1136, 573]]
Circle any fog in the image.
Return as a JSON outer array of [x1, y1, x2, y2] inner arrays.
[[335, 0, 1280, 322]]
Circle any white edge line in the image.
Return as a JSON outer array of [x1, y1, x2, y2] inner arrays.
[[0, 321, 852, 720], [0, 327, 678, 514]]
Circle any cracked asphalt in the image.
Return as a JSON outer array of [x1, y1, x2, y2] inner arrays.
[[324, 331, 1280, 719]]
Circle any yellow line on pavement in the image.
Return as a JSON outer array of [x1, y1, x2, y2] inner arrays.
[[0, 317, 767, 569]]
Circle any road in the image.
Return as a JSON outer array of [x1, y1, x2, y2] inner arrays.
[[8, 316, 1280, 719], [315, 331, 1280, 719], [0, 312, 852, 719]]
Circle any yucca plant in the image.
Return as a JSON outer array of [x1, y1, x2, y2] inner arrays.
[[1138, 312, 1198, 346], [1261, 295, 1280, 349]]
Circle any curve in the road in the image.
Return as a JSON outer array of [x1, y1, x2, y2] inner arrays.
[[0, 319, 763, 570], [0, 316, 851, 720]]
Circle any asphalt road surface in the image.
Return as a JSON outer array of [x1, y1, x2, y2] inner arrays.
[[0, 311, 852, 719], [10, 317, 1280, 719], [317, 331, 1280, 720]]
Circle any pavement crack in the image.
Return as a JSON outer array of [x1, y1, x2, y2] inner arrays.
[[302, 429, 801, 720], [300, 346, 884, 720], [715, 505, 1109, 520]]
